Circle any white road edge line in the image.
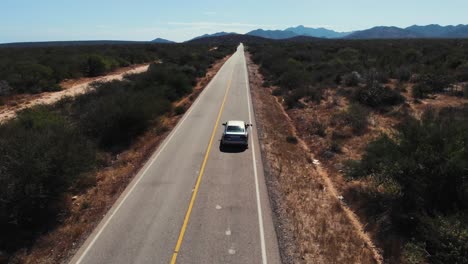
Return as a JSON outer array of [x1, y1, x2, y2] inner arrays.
[[242, 45, 268, 264], [73, 57, 232, 264]]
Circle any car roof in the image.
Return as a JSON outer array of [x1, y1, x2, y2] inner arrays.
[[226, 120, 245, 127]]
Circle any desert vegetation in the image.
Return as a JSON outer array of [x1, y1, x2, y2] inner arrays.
[[0, 43, 232, 95], [250, 39, 468, 107], [0, 43, 233, 261], [346, 107, 467, 264], [249, 39, 468, 263]]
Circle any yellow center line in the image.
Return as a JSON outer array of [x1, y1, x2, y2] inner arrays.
[[169, 62, 235, 264]]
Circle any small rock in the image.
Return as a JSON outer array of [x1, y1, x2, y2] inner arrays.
[[72, 195, 78, 201]]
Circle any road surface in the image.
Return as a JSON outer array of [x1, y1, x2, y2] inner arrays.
[[70, 44, 281, 264]]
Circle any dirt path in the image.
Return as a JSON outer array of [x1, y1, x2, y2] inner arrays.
[[0, 64, 150, 122]]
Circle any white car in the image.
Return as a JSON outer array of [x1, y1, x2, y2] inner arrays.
[[221, 120, 252, 147]]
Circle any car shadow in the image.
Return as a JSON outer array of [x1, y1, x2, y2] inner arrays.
[[219, 142, 247, 153]]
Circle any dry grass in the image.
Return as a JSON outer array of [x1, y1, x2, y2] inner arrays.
[[247, 54, 380, 264], [8, 55, 230, 264]]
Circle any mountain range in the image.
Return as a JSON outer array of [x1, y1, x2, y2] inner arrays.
[[152, 24, 468, 43], [346, 24, 468, 39], [5, 24, 466, 47]]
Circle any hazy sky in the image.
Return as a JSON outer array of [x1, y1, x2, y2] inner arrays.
[[1, 0, 467, 43]]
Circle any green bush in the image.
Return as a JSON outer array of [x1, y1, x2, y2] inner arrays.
[[0, 107, 95, 251], [354, 82, 405, 108], [342, 72, 360, 86], [396, 67, 411, 82], [330, 140, 342, 153], [412, 74, 452, 99], [412, 83, 431, 99], [71, 80, 171, 150], [271, 88, 282, 96], [174, 105, 186, 115], [86, 55, 109, 77], [310, 119, 327, 137], [346, 107, 468, 263], [286, 135, 298, 144], [335, 104, 369, 134]]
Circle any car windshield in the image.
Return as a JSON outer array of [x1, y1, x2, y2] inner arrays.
[[227, 125, 244, 132]]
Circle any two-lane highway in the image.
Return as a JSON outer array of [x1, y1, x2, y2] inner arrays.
[[70, 44, 280, 264]]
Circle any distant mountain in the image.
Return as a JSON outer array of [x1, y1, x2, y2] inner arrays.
[[445, 25, 468, 38], [190, 32, 235, 41], [405, 24, 468, 38], [345, 26, 423, 39], [285, 25, 351, 38], [246, 29, 299, 39], [186, 33, 270, 44], [277, 35, 322, 42], [151, 38, 175, 43], [405, 24, 453, 37]]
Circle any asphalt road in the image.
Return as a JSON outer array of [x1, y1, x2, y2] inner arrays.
[[70, 44, 281, 264]]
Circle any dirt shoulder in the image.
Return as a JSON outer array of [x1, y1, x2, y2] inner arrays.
[[0, 63, 150, 123], [247, 53, 381, 264], [10, 56, 230, 264]]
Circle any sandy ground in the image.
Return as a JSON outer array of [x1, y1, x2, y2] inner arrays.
[[0, 64, 150, 123]]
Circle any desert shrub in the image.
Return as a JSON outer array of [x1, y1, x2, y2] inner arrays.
[[346, 107, 468, 263], [421, 214, 468, 264], [284, 91, 302, 109], [329, 140, 342, 153], [412, 83, 432, 99], [335, 104, 369, 134], [0, 107, 95, 251], [354, 82, 405, 108], [286, 135, 298, 144], [413, 74, 452, 99], [455, 62, 468, 82], [396, 67, 412, 82], [342, 72, 361, 86], [279, 68, 308, 90], [5, 63, 57, 94], [271, 88, 282, 96], [174, 105, 186, 115], [395, 81, 408, 93], [367, 69, 389, 84], [86, 55, 109, 77], [311, 118, 327, 137], [71, 81, 171, 150]]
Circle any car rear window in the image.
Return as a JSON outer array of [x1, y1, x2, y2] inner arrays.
[[227, 125, 244, 132]]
